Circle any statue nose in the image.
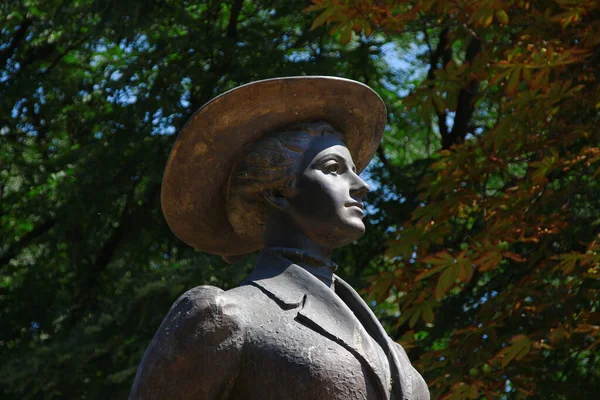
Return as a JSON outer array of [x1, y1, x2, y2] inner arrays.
[[351, 185, 369, 200], [350, 175, 370, 199]]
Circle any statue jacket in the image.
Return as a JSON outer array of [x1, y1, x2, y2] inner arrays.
[[129, 250, 430, 400]]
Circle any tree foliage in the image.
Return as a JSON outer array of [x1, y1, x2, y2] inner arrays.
[[0, 0, 400, 398], [2, 0, 599, 399], [309, 0, 600, 398]]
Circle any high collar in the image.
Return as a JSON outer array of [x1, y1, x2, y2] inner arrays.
[[265, 246, 337, 288]]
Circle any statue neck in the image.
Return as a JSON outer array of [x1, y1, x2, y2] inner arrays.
[[263, 206, 338, 288], [263, 207, 332, 261]]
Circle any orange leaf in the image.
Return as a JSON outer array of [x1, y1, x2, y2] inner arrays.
[[489, 69, 512, 86], [494, 334, 532, 368], [551, 252, 580, 274], [446, 382, 478, 400], [548, 327, 570, 344], [310, 6, 336, 30], [474, 250, 502, 272], [455, 261, 474, 283], [421, 250, 455, 265], [414, 264, 449, 281], [339, 25, 352, 45], [502, 252, 526, 262], [481, 9, 494, 28]]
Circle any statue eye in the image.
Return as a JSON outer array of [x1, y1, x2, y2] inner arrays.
[[322, 160, 341, 174]]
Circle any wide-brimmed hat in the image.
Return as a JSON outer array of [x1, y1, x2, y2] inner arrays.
[[161, 76, 386, 256]]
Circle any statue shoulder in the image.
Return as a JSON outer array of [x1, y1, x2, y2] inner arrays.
[[129, 285, 246, 399], [172, 284, 228, 313], [166, 285, 245, 334]]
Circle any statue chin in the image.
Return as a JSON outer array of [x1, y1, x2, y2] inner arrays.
[[295, 211, 368, 251], [329, 223, 366, 249]]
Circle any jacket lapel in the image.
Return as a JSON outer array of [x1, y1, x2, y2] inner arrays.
[[245, 251, 391, 400], [335, 276, 413, 400]]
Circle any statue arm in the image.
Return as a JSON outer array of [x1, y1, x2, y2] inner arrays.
[[393, 342, 430, 400], [129, 286, 245, 400]]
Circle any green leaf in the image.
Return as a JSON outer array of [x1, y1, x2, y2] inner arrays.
[[505, 66, 521, 96], [310, 6, 336, 30], [496, 9, 509, 24], [435, 267, 455, 298], [422, 305, 435, 324], [409, 307, 422, 328]]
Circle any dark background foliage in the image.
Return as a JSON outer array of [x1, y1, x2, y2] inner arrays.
[[0, 1, 415, 398], [2, 0, 599, 399]]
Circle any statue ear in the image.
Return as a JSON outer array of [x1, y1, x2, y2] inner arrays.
[[263, 177, 298, 211], [263, 188, 290, 211]]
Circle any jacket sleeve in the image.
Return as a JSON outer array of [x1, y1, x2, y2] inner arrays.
[[129, 285, 245, 400], [393, 342, 430, 400]]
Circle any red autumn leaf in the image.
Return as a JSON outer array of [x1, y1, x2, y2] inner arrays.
[[473, 250, 503, 271], [548, 327, 571, 344], [493, 334, 532, 368], [435, 266, 455, 299]]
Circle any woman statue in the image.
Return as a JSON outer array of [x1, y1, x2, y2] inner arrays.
[[129, 77, 430, 400]]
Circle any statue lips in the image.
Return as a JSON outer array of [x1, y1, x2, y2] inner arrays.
[[345, 201, 365, 216]]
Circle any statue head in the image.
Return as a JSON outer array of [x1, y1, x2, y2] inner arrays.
[[160, 76, 386, 256], [227, 122, 370, 252]]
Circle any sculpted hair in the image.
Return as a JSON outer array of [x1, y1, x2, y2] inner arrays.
[[226, 122, 344, 241]]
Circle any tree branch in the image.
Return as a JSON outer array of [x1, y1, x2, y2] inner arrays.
[[41, 37, 88, 76], [443, 36, 481, 149], [227, 0, 244, 38], [377, 145, 394, 177], [0, 219, 56, 267], [426, 28, 451, 140]]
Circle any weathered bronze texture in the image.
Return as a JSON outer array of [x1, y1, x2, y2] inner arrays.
[[130, 77, 430, 399]]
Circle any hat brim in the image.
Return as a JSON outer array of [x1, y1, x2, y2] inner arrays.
[[161, 76, 386, 256]]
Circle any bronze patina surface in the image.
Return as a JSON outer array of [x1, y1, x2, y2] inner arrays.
[[130, 77, 430, 400]]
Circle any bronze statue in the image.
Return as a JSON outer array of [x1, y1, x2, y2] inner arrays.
[[129, 77, 430, 400]]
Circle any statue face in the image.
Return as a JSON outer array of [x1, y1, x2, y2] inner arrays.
[[286, 134, 370, 249]]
